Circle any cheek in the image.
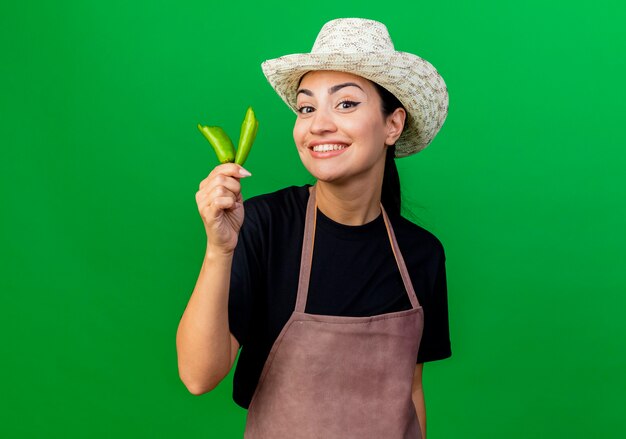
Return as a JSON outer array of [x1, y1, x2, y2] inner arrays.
[[345, 117, 383, 145], [293, 119, 306, 146], [346, 110, 382, 133]]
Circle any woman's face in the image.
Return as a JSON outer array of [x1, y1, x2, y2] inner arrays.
[[293, 70, 404, 185]]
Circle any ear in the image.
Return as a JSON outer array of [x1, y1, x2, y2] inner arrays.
[[385, 107, 406, 146]]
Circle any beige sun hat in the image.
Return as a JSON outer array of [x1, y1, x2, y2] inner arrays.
[[261, 18, 449, 157]]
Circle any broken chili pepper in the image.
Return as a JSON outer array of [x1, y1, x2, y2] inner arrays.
[[235, 107, 259, 166], [198, 106, 258, 166], [197, 124, 235, 164]]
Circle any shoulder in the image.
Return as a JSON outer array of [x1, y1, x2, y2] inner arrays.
[[244, 184, 310, 210], [242, 184, 311, 228], [389, 213, 446, 264]]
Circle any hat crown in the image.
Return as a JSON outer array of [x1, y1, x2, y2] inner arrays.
[[311, 18, 396, 54]]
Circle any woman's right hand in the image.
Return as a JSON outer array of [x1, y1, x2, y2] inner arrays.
[[196, 164, 252, 255]]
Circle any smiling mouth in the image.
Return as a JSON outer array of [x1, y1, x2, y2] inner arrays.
[[310, 143, 349, 152]]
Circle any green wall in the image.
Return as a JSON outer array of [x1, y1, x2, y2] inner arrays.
[[2, 0, 624, 437]]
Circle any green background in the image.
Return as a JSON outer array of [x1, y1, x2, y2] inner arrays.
[[1, 0, 624, 437]]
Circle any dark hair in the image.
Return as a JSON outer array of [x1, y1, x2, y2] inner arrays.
[[373, 82, 405, 217]]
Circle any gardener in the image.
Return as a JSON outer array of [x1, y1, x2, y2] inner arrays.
[[177, 17, 452, 439]]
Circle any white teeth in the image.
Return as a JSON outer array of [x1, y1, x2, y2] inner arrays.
[[312, 144, 348, 152]]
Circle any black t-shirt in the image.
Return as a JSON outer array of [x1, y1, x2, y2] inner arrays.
[[228, 184, 451, 409]]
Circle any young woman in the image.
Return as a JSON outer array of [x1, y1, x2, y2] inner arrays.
[[177, 18, 451, 439]]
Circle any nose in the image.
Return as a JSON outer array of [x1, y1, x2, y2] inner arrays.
[[309, 107, 337, 135]]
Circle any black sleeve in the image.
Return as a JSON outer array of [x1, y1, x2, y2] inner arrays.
[[416, 247, 452, 363], [227, 202, 264, 349]]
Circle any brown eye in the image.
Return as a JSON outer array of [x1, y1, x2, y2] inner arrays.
[[337, 100, 360, 109], [297, 106, 315, 114]]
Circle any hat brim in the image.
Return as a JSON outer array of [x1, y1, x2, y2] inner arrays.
[[261, 51, 448, 157]]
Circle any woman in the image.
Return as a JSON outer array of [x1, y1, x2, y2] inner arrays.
[[177, 18, 451, 438]]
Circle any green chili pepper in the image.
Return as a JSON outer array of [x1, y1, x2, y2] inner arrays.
[[235, 107, 259, 166], [198, 106, 258, 166], [197, 124, 235, 164]]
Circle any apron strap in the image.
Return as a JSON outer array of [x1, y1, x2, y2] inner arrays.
[[380, 207, 420, 309], [295, 185, 318, 313], [295, 185, 420, 313]]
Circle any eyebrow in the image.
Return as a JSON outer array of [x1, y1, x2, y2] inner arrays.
[[296, 82, 365, 98], [329, 82, 364, 94]]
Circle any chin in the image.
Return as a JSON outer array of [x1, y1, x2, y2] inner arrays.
[[303, 163, 346, 183]]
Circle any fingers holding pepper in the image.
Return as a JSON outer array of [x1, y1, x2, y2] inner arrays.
[[196, 164, 251, 253]]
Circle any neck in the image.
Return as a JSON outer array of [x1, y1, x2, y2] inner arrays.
[[312, 176, 383, 226]]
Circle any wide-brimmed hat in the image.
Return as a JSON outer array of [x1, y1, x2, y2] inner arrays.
[[261, 18, 449, 157]]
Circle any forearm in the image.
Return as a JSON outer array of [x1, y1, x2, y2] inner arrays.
[[176, 248, 234, 394], [412, 387, 426, 438]]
